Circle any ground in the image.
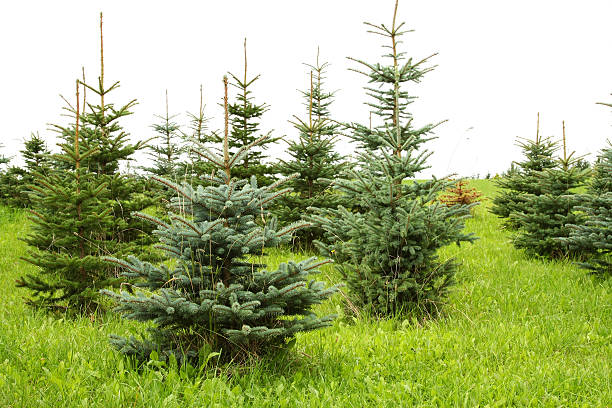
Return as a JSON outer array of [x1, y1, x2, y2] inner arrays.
[[0, 180, 610, 407]]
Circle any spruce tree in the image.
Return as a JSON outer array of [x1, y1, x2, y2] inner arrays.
[[0, 145, 21, 207], [227, 39, 277, 186], [0, 133, 52, 208], [56, 15, 154, 255], [102, 76, 338, 364], [142, 90, 183, 179], [562, 130, 611, 275], [275, 52, 346, 248], [308, 1, 476, 317], [438, 179, 483, 210], [490, 113, 559, 228], [512, 123, 589, 258], [0, 143, 9, 167], [180, 85, 219, 186], [17, 81, 117, 313]]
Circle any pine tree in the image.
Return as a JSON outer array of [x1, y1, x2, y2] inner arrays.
[[180, 85, 219, 187], [102, 76, 338, 364], [513, 122, 589, 258], [56, 15, 154, 255], [308, 1, 476, 317], [275, 52, 346, 248], [490, 113, 559, 228], [438, 179, 484, 210], [0, 133, 52, 208], [142, 91, 183, 179], [0, 143, 9, 167], [227, 39, 277, 186], [17, 81, 117, 313], [0, 144, 21, 207], [562, 115, 611, 277]]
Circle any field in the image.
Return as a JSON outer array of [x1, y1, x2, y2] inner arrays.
[[0, 180, 610, 407]]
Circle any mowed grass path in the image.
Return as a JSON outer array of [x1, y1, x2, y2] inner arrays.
[[0, 180, 610, 407]]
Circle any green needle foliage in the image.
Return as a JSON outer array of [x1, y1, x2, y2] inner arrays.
[[0, 133, 52, 208], [491, 114, 559, 229], [17, 81, 118, 313], [12, 133, 53, 208], [55, 15, 155, 257], [0, 144, 20, 207], [0, 143, 8, 167], [102, 76, 338, 365], [227, 39, 277, 186], [275, 52, 346, 248], [180, 85, 219, 187], [513, 123, 589, 258], [142, 91, 183, 179], [308, 1, 476, 318], [562, 130, 612, 276]]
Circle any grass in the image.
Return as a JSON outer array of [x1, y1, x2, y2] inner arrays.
[[0, 180, 610, 407]]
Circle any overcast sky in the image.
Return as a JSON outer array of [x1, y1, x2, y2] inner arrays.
[[1, 0, 612, 177]]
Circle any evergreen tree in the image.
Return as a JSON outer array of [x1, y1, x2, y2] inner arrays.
[[275, 52, 346, 248], [142, 90, 183, 179], [512, 122, 589, 258], [562, 128, 611, 275], [490, 113, 558, 228], [19, 133, 52, 207], [102, 76, 338, 364], [438, 179, 483, 210], [227, 39, 277, 186], [17, 81, 117, 313], [308, 1, 476, 317], [0, 133, 52, 208], [56, 15, 154, 255], [0, 143, 9, 167], [180, 85, 219, 187], [0, 145, 22, 207]]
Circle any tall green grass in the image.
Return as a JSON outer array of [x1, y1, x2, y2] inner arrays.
[[0, 181, 610, 407]]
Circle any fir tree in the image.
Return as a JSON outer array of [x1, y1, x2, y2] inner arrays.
[[17, 133, 52, 207], [56, 15, 154, 255], [142, 90, 183, 179], [17, 81, 117, 313], [490, 113, 559, 228], [180, 85, 219, 186], [0, 143, 9, 167], [275, 52, 346, 248], [562, 120, 612, 276], [227, 39, 277, 186], [0, 133, 52, 208], [308, 1, 476, 317], [438, 179, 484, 210], [0, 145, 22, 207], [102, 76, 338, 364], [513, 122, 589, 258]]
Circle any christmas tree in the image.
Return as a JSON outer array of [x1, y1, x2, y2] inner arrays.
[[0, 144, 21, 207], [142, 90, 183, 179], [55, 14, 154, 255], [15, 133, 52, 208], [308, 0, 476, 317], [0, 133, 52, 208], [102, 76, 338, 364], [512, 122, 589, 258], [0, 143, 9, 167], [438, 179, 484, 210], [491, 113, 558, 228], [561, 104, 611, 275], [180, 85, 219, 187], [17, 81, 117, 313], [227, 39, 277, 186], [275, 51, 346, 248]]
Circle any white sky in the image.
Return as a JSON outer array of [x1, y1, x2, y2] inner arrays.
[[1, 0, 612, 177]]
